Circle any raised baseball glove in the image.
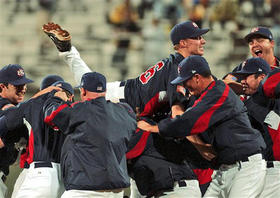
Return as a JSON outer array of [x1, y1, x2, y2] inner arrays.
[[42, 22, 72, 52]]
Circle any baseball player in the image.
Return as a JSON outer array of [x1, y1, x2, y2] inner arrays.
[[42, 21, 208, 115], [138, 55, 267, 198], [244, 26, 279, 68], [11, 74, 65, 198], [231, 57, 280, 198], [0, 64, 32, 198], [0, 80, 73, 198], [44, 72, 136, 198], [43, 21, 214, 195]]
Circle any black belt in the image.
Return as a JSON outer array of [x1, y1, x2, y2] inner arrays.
[[239, 153, 263, 162], [178, 180, 187, 187], [267, 161, 274, 168], [34, 162, 53, 168]]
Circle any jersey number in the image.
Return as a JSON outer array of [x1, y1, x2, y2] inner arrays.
[[139, 61, 164, 84]]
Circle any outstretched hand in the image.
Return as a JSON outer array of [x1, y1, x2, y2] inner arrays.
[[137, 120, 159, 133], [31, 86, 62, 99]]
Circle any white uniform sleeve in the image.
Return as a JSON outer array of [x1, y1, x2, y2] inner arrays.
[[59, 46, 125, 103], [58, 46, 92, 84]]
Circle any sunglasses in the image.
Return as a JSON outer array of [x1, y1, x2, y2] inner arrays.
[[189, 36, 202, 40]]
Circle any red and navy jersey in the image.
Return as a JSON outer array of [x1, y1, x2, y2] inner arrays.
[[158, 80, 266, 165], [3, 92, 66, 164], [247, 68, 280, 161], [124, 53, 184, 113]]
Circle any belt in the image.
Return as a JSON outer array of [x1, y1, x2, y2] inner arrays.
[[27, 162, 53, 169], [239, 153, 263, 163], [95, 188, 123, 193], [177, 180, 187, 187], [267, 161, 280, 168]]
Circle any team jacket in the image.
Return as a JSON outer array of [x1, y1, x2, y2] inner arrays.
[[158, 80, 266, 166], [124, 53, 185, 113], [246, 68, 280, 161], [1, 91, 66, 164], [44, 96, 136, 191], [127, 116, 200, 196], [0, 97, 28, 175]]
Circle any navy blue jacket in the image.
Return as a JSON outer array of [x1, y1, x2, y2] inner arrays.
[[0, 97, 28, 175], [44, 96, 136, 191], [158, 80, 266, 166]]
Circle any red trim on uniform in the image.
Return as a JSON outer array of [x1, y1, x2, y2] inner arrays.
[[70, 101, 81, 107], [193, 168, 213, 185], [19, 146, 29, 168], [126, 131, 151, 159], [263, 72, 280, 98], [140, 93, 160, 117], [44, 103, 69, 125], [190, 84, 230, 134], [27, 129, 34, 164], [192, 81, 216, 107], [267, 126, 280, 161]]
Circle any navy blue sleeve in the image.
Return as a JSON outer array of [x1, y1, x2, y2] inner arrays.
[[158, 81, 231, 137], [0, 116, 8, 138], [44, 96, 73, 134]]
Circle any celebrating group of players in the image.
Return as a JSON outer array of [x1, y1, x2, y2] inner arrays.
[[0, 19, 279, 198]]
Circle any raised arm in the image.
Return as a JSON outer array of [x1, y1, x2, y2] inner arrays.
[[42, 22, 92, 84]]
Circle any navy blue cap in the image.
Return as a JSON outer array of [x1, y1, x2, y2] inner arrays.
[[76, 72, 106, 92], [244, 26, 273, 42], [232, 57, 271, 77], [170, 21, 209, 45], [52, 81, 74, 95], [171, 55, 211, 85], [0, 64, 33, 85], [40, 74, 64, 90]]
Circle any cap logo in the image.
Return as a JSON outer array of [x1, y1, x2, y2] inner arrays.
[[97, 86, 103, 91], [258, 68, 262, 72], [56, 83, 62, 87], [191, 70, 196, 74], [17, 69, 24, 77], [192, 22, 198, 28], [251, 27, 259, 33]]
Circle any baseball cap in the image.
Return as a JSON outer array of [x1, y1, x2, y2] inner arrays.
[[0, 64, 33, 85], [232, 57, 271, 78], [52, 81, 74, 95], [40, 74, 64, 90], [171, 55, 211, 85], [244, 26, 273, 43], [76, 72, 106, 92], [170, 21, 209, 45]]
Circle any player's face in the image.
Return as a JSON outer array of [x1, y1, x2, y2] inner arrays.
[[183, 75, 202, 96], [241, 74, 264, 95], [186, 36, 206, 56], [0, 83, 27, 104], [248, 36, 274, 60]]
